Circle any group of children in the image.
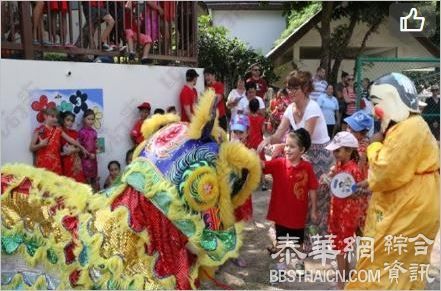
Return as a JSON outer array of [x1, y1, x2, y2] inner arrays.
[[30, 108, 121, 192], [230, 95, 374, 285], [30, 1, 178, 63], [30, 100, 180, 192]]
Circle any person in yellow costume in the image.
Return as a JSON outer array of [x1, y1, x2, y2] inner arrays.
[[345, 73, 439, 290]]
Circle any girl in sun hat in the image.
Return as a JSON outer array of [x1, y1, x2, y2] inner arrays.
[[324, 131, 364, 289]]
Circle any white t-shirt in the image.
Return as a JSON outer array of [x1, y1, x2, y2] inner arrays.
[[283, 100, 330, 144], [237, 96, 265, 115], [227, 89, 246, 120]]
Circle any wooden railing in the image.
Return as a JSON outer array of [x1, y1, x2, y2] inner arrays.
[[1, 1, 198, 65]]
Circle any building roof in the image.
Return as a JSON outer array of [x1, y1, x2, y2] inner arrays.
[[266, 10, 322, 59], [204, 1, 285, 11], [266, 9, 440, 60]]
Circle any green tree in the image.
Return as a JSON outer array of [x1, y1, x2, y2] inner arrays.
[[197, 15, 277, 90], [280, 2, 392, 83]]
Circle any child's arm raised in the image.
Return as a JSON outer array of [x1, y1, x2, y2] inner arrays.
[[29, 131, 48, 152]]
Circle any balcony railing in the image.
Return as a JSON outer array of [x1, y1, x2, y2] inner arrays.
[[1, 1, 198, 65]]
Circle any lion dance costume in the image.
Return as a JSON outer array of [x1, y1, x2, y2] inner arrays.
[[1, 91, 261, 289], [346, 73, 439, 289]]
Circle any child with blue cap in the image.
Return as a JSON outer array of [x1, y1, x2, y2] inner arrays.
[[343, 110, 374, 235], [230, 113, 250, 143], [344, 110, 373, 178]]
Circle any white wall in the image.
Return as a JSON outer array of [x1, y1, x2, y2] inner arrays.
[[0, 59, 204, 186], [275, 19, 435, 81], [212, 10, 285, 55]]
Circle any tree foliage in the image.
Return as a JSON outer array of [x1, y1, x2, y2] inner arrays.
[[197, 15, 278, 90], [279, 2, 392, 83]]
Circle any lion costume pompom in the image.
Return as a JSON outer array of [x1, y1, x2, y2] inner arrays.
[[1, 90, 261, 289]]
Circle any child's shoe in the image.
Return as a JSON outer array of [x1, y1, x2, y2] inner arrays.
[[102, 43, 113, 52]]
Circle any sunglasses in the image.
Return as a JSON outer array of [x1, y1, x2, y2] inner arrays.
[[286, 86, 301, 93]]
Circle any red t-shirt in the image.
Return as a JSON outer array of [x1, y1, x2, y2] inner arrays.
[[131, 119, 144, 145], [90, 1, 104, 8], [264, 158, 319, 229], [179, 85, 197, 122], [209, 81, 226, 117], [247, 114, 265, 150], [247, 77, 268, 99]]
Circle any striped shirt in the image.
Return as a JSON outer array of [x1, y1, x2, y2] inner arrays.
[[343, 86, 357, 115], [309, 78, 328, 101]]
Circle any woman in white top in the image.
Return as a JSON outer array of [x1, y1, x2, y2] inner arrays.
[[258, 71, 333, 250], [226, 77, 247, 122]]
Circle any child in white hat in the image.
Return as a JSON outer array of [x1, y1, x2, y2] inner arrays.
[[324, 131, 364, 289]]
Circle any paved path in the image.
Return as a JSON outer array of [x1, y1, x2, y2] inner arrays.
[[202, 188, 440, 290]]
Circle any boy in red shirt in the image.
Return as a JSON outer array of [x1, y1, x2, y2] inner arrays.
[[247, 99, 265, 156], [204, 68, 227, 131], [179, 69, 199, 122], [261, 128, 318, 272], [130, 102, 151, 145], [247, 98, 268, 190]]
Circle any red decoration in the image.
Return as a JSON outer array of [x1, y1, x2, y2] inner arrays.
[[1, 174, 15, 195], [62, 215, 79, 238], [111, 187, 197, 289], [69, 270, 81, 287], [64, 241, 77, 264], [31, 95, 56, 123]]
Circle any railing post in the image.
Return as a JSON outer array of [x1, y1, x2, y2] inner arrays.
[[19, 1, 34, 59], [192, 1, 198, 62]]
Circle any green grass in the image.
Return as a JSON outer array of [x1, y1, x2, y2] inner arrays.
[[273, 2, 321, 48]]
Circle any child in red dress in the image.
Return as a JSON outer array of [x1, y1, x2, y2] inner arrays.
[[60, 111, 86, 183], [247, 98, 266, 159], [262, 128, 318, 272], [324, 131, 365, 289], [269, 89, 289, 133], [30, 108, 86, 175], [247, 98, 268, 190]]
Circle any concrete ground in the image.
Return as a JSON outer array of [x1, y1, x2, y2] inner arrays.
[[201, 186, 441, 290]]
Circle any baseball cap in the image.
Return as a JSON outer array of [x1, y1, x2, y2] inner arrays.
[[325, 131, 359, 151], [344, 110, 373, 132], [137, 102, 151, 110], [230, 114, 249, 132], [186, 69, 199, 79]]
